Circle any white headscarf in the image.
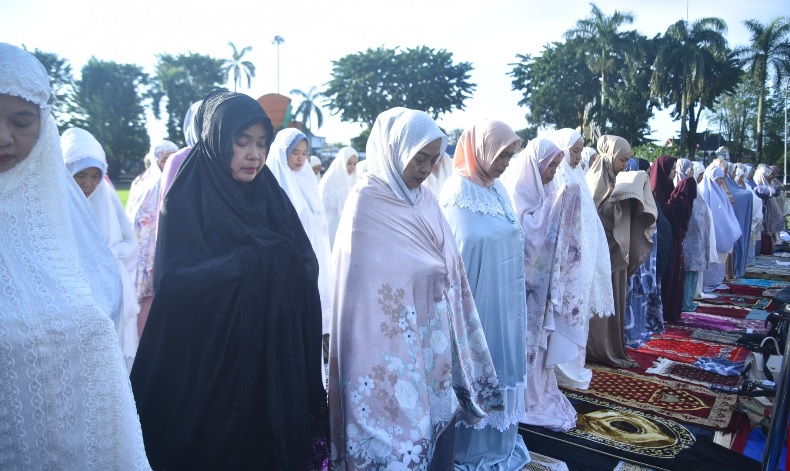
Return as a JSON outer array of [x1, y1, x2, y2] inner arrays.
[[692, 161, 706, 180], [699, 166, 742, 254], [183, 100, 202, 148], [0, 42, 150, 469], [266, 128, 334, 334], [550, 128, 584, 188], [580, 147, 597, 173], [318, 146, 360, 247], [365, 107, 448, 206], [126, 140, 177, 221], [674, 158, 694, 186], [61, 127, 140, 371]]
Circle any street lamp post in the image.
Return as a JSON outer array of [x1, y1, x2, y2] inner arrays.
[[272, 35, 284, 94]]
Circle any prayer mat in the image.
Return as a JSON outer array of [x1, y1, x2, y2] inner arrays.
[[670, 312, 768, 333], [745, 266, 790, 282], [745, 309, 771, 320], [629, 335, 750, 365], [731, 278, 789, 289], [522, 451, 569, 471], [692, 304, 751, 319], [688, 328, 744, 346], [644, 357, 741, 388], [565, 366, 736, 428], [614, 462, 653, 471], [695, 294, 775, 311], [519, 394, 710, 471], [763, 288, 783, 298]]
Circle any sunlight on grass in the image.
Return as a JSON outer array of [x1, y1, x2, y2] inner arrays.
[[116, 188, 130, 208]]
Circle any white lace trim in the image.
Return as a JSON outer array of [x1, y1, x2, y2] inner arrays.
[[457, 378, 528, 432], [439, 175, 515, 217]]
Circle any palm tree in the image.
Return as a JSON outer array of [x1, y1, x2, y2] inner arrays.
[[650, 18, 730, 157], [736, 17, 790, 162], [223, 42, 256, 92], [564, 2, 634, 131], [290, 86, 324, 135]]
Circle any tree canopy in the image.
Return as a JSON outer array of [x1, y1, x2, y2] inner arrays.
[[151, 52, 226, 147], [71, 58, 150, 178], [324, 46, 475, 128]]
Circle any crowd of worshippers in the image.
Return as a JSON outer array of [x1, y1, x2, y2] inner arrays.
[[2, 42, 787, 470]]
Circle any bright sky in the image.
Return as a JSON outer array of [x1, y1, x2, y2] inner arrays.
[[2, 0, 786, 147]]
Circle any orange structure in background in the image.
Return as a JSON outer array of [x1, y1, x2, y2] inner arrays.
[[256, 93, 304, 132]]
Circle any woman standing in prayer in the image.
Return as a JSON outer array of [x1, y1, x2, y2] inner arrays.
[[500, 137, 581, 432], [674, 158, 715, 312], [650, 156, 696, 323], [318, 146, 359, 248], [160, 100, 201, 202], [754, 164, 786, 245], [623, 158, 663, 348], [328, 108, 502, 470], [699, 166, 742, 290], [130, 91, 327, 470], [0, 42, 150, 470], [585, 135, 656, 369], [440, 120, 531, 470], [712, 158, 753, 278], [267, 128, 333, 345], [549, 128, 614, 390], [126, 138, 178, 336], [580, 146, 598, 173], [62, 127, 140, 371], [424, 151, 454, 196]]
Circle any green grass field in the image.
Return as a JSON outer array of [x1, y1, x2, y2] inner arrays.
[[115, 183, 130, 208]]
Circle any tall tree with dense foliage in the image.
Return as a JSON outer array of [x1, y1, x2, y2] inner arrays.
[[289, 86, 324, 135], [650, 18, 739, 158], [736, 17, 790, 161], [510, 33, 656, 145], [564, 2, 635, 130], [324, 46, 475, 128], [707, 78, 759, 161], [72, 58, 150, 179], [151, 53, 226, 147], [28, 49, 79, 131], [509, 39, 599, 132], [223, 42, 256, 92]]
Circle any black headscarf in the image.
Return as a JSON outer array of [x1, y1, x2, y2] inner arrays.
[[131, 91, 327, 470]]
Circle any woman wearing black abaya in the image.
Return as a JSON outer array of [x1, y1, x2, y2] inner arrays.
[[130, 91, 327, 470], [650, 155, 696, 323]]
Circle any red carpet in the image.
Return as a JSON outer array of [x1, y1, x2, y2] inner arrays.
[[566, 366, 736, 429], [629, 334, 750, 365]]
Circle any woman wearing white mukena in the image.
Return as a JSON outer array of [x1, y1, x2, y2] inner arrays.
[[0, 43, 150, 469], [549, 128, 614, 389]]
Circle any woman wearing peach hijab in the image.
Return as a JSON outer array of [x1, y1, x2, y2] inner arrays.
[[585, 135, 656, 369], [440, 120, 531, 470]]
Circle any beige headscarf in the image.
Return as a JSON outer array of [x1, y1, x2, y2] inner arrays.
[[453, 120, 521, 188], [586, 135, 632, 207]]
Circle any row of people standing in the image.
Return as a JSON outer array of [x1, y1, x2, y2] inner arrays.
[[5, 41, 786, 470]]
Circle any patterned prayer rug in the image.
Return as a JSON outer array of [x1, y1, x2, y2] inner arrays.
[[519, 394, 708, 471], [692, 304, 751, 319], [644, 357, 741, 388], [629, 335, 750, 365], [670, 312, 768, 333], [522, 451, 569, 471], [695, 294, 775, 311], [688, 328, 744, 346], [565, 366, 736, 428]]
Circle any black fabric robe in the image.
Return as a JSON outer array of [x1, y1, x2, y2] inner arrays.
[[131, 91, 327, 470]]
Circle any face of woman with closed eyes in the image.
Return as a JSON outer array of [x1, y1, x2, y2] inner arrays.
[[488, 141, 521, 180], [568, 138, 584, 168], [230, 122, 268, 182], [0, 94, 40, 173], [401, 139, 442, 189]]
